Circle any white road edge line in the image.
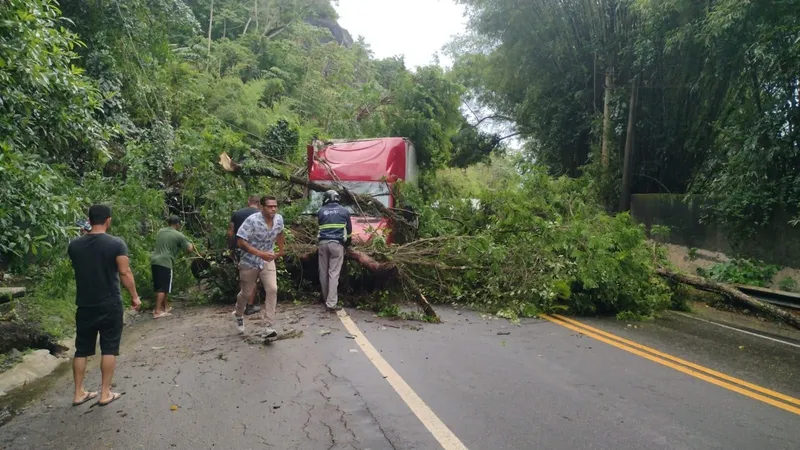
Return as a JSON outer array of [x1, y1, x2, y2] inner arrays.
[[337, 310, 468, 450], [671, 311, 800, 349]]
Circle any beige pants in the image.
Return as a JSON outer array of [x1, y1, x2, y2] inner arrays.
[[236, 261, 277, 325], [318, 241, 345, 308]]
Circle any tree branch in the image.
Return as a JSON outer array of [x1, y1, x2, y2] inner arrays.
[[497, 132, 521, 141], [218, 152, 406, 224], [472, 114, 515, 128], [461, 99, 481, 123]]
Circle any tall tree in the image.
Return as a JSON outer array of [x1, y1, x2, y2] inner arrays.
[[453, 0, 800, 227]]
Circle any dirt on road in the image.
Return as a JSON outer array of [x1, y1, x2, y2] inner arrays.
[[0, 303, 425, 450], [2, 302, 799, 450]]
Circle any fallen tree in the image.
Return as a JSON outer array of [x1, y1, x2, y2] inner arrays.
[[218, 151, 443, 317], [215, 156, 677, 320], [216, 153, 800, 328], [656, 268, 800, 330]]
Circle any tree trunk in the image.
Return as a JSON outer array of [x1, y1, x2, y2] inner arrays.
[[656, 268, 800, 331], [243, 17, 251, 36], [398, 272, 439, 320], [601, 69, 614, 167], [347, 249, 393, 272], [619, 76, 639, 212], [254, 0, 259, 32], [207, 0, 214, 55]]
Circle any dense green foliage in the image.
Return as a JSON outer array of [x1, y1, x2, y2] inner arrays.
[[0, 0, 106, 260], [398, 158, 671, 319], [698, 259, 780, 288], [0, 0, 690, 344], [0, 0, 506, 335], [451, 0, 800, 233]]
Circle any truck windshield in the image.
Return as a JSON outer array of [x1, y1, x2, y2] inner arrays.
[[305, 181, 391, 214]]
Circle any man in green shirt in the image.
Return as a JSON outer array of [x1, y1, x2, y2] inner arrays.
[[150, 216, 194, 319]]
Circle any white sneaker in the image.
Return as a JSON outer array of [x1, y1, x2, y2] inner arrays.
[[234, 315, 245, 333], [263, 326, 278, 338]]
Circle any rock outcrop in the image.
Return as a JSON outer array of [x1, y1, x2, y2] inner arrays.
[[305, 16, 354, 47]]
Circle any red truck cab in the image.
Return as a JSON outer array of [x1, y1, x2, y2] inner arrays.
[[306, 138, 418, 244]]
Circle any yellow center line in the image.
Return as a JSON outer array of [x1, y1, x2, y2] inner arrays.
[[541, 314, 800, 416], [337, 310, 468, 450], [550, 314, 800, 408]]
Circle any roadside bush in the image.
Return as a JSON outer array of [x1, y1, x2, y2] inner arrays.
[[778, 277, 798, 293], [698, 258, 780, 287]]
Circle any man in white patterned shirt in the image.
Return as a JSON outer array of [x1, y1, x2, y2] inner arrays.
[[234, 195, 285, 336]]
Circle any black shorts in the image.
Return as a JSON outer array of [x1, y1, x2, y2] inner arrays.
[[75, 303, 123, 358], [152, 265, 173, 293]]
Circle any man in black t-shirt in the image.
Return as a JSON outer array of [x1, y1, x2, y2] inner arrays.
[[227, 195, 261, 315], [67, 204, 141, 407]]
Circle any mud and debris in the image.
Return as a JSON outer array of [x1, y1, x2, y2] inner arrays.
[[0, 304, 408, 449]]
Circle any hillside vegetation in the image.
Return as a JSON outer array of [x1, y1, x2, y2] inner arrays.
[[2, 0, 798, 344]]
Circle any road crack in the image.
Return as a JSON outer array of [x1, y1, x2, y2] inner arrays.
[[302, 404, 315, 442], [328, 364, 396, 449]]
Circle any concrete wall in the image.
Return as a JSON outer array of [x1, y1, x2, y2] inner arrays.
[[630, 194, 800, 268]]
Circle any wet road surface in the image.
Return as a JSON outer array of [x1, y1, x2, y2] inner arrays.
[[1, 304, 799, 449]]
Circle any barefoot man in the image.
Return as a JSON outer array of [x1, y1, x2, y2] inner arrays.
[[67, 204, 141, 407], [150, 215, 194, 318], [234, 196, 285, 337]]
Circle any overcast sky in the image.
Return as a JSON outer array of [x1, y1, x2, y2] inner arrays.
[[334, 0, 467, 69], [334, 0, 520, 147]]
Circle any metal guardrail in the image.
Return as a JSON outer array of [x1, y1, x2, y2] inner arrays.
[[734, 284, 800, 311]]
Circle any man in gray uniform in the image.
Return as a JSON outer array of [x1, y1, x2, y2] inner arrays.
[[317, 190, 352, 312]]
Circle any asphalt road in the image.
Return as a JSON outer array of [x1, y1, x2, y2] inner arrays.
[[1, 304, 799, 450]]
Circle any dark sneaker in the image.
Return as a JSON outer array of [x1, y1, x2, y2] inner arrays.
[[244, 305, 261, 316], [326, 305, 342, 312]]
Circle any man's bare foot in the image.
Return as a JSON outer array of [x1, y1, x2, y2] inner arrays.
[[72, 390, 98, 406], [98, 392, 123, 406], [153, 311, 172, 319]]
